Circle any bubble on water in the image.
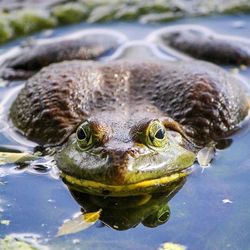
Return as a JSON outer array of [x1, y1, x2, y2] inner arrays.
[[222, 199, 233, 204]]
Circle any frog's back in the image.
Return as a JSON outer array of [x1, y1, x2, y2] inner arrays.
[[10, 60, 249, 146]]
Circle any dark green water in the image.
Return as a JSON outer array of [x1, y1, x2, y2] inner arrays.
[[0, 15, 250, 250]]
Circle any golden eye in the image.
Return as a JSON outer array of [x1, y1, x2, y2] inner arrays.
[[76, 121, 93, 150], [146, 120, 167, 148]]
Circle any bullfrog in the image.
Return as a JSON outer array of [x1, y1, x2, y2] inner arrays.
[[2, 25, 250, 196]]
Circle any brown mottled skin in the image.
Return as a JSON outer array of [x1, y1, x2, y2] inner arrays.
[[5, 26, 250, 192], [8, 34, 121, 71], [154, 26, 250, 65], [10, 60, 249, 146], [1, 31, 125, 80]]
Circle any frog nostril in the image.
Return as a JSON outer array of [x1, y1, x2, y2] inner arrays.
[[105, 150, 129, 166], [100, 149, 109, 158], [128, 148, 140, 157]]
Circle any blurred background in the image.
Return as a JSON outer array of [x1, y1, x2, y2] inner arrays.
[[0, 0, 250, 44]]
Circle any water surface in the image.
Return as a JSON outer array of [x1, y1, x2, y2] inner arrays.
[[0, 15, 250, 250]]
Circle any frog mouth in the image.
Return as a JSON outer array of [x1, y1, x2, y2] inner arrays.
[[61, 169, 192, 197]]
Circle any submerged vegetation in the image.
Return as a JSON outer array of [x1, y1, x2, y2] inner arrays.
[[0, 0, 250, 44], [0, 236, 39, 250]]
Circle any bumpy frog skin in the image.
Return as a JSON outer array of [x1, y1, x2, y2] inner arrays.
[[3, 25, 250, 196]]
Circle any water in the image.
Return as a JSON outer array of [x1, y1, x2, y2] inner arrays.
[[1, 15, 250, 250]]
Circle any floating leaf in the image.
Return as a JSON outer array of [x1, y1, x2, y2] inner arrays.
[[0, 152, 38, 165], [0, 219, 10, 225], [159, 242, 187, 250], [197, 146, 215, 167], [57, 209, 101, 237]]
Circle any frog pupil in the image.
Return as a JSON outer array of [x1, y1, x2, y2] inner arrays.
[[155, 128, 165, 139], [77, 128, 87, 140]]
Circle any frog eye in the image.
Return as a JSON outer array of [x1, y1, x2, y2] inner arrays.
[[146, 120, 168, 148], [155, 128, 165, 140], [76, 121, 93, 150]]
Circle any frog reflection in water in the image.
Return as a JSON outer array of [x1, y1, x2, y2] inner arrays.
[[2, 25, 250, 198], [68, 178, 185, 230]]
